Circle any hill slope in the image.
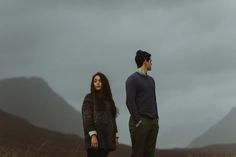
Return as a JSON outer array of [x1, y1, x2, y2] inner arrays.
[[0, 77, 83, 137], [0, 109, 84, 156], [189, 106, 236, 147]]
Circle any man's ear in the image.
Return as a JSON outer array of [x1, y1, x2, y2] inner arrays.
[[143, 59, 148, 65]]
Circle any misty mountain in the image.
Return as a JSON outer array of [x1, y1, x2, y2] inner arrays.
[[189, 106, 236, 148], [0, 77, 83, 137]]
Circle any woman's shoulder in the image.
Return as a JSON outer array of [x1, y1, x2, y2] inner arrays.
[[83, 93, 93, 103], [84, 93, 92, 98], [82, 93, 93, 110]]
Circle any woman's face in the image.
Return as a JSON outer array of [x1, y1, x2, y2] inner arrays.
[[93, 75, 102, 91]]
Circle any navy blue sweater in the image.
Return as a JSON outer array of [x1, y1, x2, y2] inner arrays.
[[125, 72, 159, 122]]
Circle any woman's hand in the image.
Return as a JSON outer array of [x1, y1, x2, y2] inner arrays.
[[91, 135, 98, 149]]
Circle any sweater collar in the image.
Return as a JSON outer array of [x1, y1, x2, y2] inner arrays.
[[137, 69, 147, 76]]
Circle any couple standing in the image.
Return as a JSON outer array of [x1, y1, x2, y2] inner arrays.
[[82, 50, 159, 157]]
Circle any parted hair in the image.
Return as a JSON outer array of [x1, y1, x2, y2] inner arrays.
[[90, 72, 118, 117]]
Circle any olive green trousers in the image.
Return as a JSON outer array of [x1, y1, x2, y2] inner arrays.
[[129, 117, 159, 157]]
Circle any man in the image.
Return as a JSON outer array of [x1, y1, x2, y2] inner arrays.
[[125, 50, 159, 157]]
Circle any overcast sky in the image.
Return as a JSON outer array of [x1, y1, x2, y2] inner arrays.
[[1, 0, 236, 148]]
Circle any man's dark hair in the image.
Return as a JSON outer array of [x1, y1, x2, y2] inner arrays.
[[135, 50, 151, 68]]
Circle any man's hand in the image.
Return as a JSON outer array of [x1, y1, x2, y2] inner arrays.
[[135, 120, 142, 127]]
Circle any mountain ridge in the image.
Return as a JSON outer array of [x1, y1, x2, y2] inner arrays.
[[0, 76, 83, 137], [189, 106, 236, 147]]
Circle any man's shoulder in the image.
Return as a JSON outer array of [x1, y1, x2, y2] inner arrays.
[[147, 74, 154, 79], [126, 72, 139, 81], [147, 75, 156, 83]]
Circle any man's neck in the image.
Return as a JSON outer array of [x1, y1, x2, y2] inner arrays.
[[138, 67, 148, 75]]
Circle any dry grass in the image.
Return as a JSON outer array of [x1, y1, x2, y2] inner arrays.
[[0, 139, 86, 157], [187, 152, 236, 157], [1, 143, 236, 157]]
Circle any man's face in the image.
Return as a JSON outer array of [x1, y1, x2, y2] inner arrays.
[[146, 58, 152, 71]]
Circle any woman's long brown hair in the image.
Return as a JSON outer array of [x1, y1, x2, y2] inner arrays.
[[90, 72, 118, 118]]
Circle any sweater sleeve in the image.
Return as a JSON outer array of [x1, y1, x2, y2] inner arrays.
[[125, 76, 141, 122], [82, 94, 96, 135]]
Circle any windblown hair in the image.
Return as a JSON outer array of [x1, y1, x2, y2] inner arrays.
[[90, 72, 118, 117], [135, 49, 151, 68]]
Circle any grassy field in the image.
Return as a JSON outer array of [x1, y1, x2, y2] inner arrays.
[[1, 144, 235, 157], [0, 139, 86, 157], [0, 145, 86, 157]]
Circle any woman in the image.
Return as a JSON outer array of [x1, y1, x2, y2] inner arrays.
[[82, 72, 119, 157]]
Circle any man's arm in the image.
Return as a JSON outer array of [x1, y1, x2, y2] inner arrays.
[[125, 76, 141, 124]]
